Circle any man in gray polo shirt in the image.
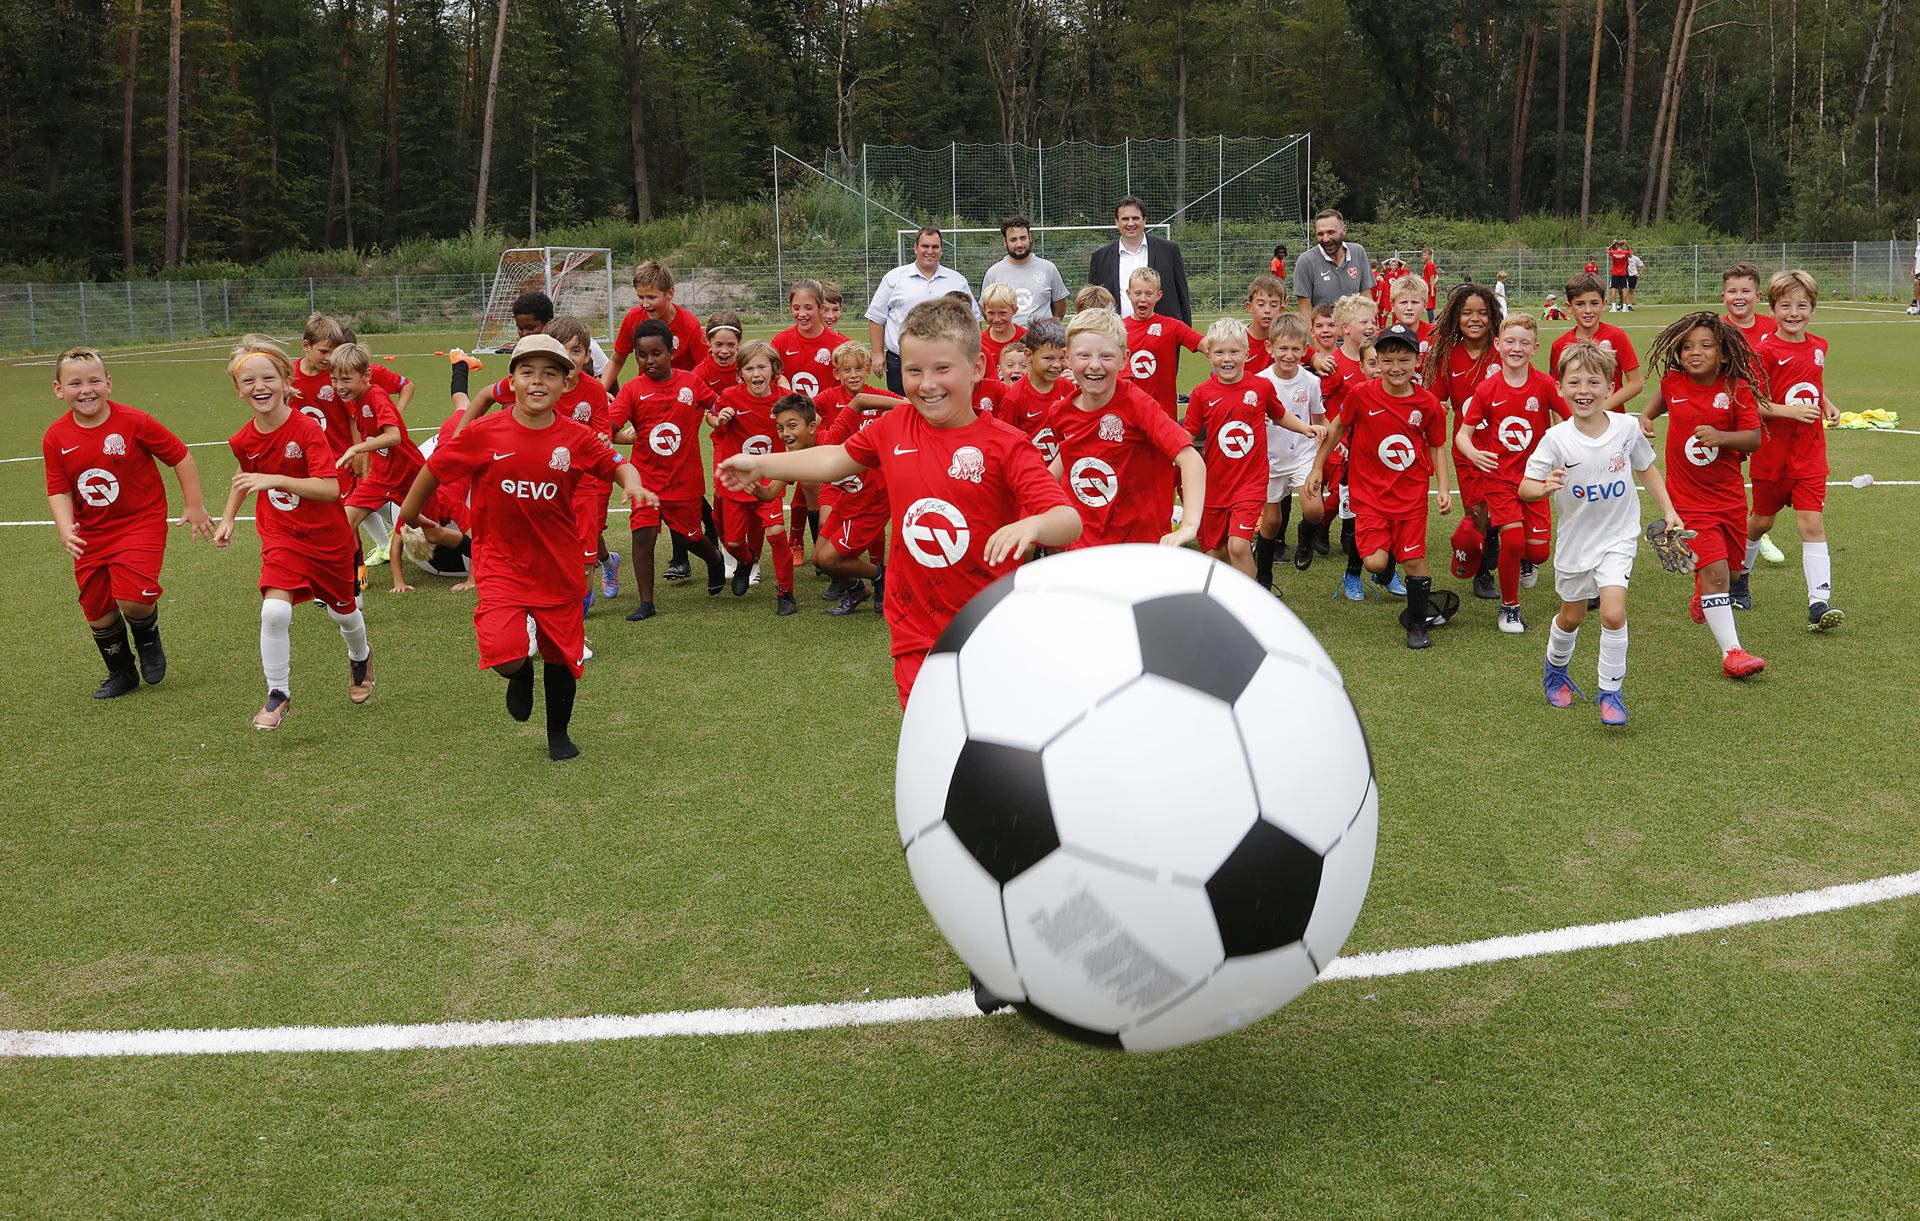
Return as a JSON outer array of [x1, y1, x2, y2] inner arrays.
[[1293, 208, 1374, 314], [979, 216, 1068, 326], [866, 226, 976, 391]]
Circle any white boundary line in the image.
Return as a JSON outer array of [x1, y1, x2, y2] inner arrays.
[[4, 867, 1913, 1059]]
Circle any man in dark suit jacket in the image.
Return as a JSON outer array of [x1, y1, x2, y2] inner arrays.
[[1087, 196, 1192, 325]]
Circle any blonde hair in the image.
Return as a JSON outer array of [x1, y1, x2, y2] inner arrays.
[[632, 260, 675, 291], [1498, 312, 1540, 339], [1332, 294, 1375, 326], [544, 315, 592, 351], [736, 340, 783, 380], [227, 336, 295, 384], [981, 281, 1019, 310], [1203, 317, 1250, 351], [1064, 306, 1127, 351], [1392, 275, 1428, 303], [899, 297, 982, 360], [1126, 266, 1162, 291], [302, 313, 347, 346], [830, 338, 873, 372], [1768, 268, 1820, 307], [328, 342, 372, 376], [55, 345, 107, 376], [1073, 285, 1117, 313], [1245, 273, 1285, 301], [1270, 313, 1309, 344], [1557, 338, 1618, 384]]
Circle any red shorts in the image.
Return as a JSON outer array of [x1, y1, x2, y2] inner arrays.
[[474, 598, 587, 678], [630, 496, 704, 538], [74, 543, 165, 621], [574, 486, 610, 562], [1450, 446, 1487, 507], [425, 488, 470, 535], [1750, 473, 1826, 517], [894, 649, 927, 709], [343, 478, 408, 511], [1198, 500, 1264, 552], [259, 544, 360, 613], [1483, 482, 1552, 541], [817, 483, 842, 513], [828, 509, 888, 558], [1355, 507, 1429, 562], [1684, 514, 1748, 571], [716, 496, 761, 545], [756, 498, 787, 531]]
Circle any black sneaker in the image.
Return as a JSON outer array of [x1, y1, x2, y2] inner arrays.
[[662, 560, 691, 581], [1729, 571, 1752, 611], [625, 600, 656, 622], [135, 641, 166, 686], [829, 580, 870, 616], [94, 670, 140, 700], [730, 562, 752, 597], [1406, 623, 1432, 650], [970, 972, 1010, 1015], [821, 578, 848, 601], [1472, 571, 1499, 600], [775, 593, 797, 616], [1808, 601, 1845, 632]]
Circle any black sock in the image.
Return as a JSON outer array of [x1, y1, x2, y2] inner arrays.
[[450, 364, 471, 397], [544, 662, 579, 760], [1276, 495, 1293, 539], [92, 619, 135, 676], [126, 608, 161, 652], [1479, 523, 1500, 577], [1408, 576, 1432, 629], [807, 509, 821, 544], [1377, 557, 1397, 583], [1253, 533, 1276, 588], [1341, 519, 1362, 575], [504, 662, 535, 722]]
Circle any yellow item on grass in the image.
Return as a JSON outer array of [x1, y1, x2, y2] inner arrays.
[[1831, 410, 1900, 430]]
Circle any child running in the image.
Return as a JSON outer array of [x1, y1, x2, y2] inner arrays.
[[1255, 313, 1326, 587], [812, 340, 907, 615]]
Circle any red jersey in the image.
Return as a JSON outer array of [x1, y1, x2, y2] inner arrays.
[[1460, 369, 1567, 485], [345, 387, 428, 499], [1421, 261, 1438, 308], [971, 378, 1011, 418], [489, 374, 612, 436], [1122, 313, 1203, 415], [709, 384, 783, 502], [692, 355, 739, 395], [43, 404, 188, 551], [822, 391, 904, 516], [1752, 332, 1828, 482], [1246, 333, 1273, 375], [1438, 343, 1500, 414], [840, 407, 1070, 657], [228, 412, 356, 560], [1185, 374, 1289, 506], [614, 304, 708, 372], [1049, 382, 1194, 547], [980, 326, 1026, 377], [1583, 260, 1599, 275], [770, 325, 849, 399], [1549, 323, 1640, 399], [609, 370, 715, 502], [288, 362, 355, 454], [1659, 371, 1760, 518], [1321, 348, 1371, 422], [1342, 382, 1447, 518], [1609, 249, 1631, 277], [427, 412, 627, 604], [1000, 376, 1075, 463], [1725, 313, 1779, 345]]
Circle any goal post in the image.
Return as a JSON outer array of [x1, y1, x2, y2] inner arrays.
[[896, 224, 1170, 287], [476, 247, 616, 351]]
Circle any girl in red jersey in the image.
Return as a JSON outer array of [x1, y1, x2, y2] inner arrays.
[[43, 346, 214, 699], [329, 343, 430, 596], [661, 311, 742, 584], [1638, 313, 1768, 679], [214, 340, 375, 730], [1425, 282, 1503, 598], [708, 341, 788, 596]]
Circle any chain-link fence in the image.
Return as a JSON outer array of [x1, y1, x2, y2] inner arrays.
[[3, 241, 1914, 353]]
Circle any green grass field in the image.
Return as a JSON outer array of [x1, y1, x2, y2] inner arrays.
[[2, 308, 1917, 1216]]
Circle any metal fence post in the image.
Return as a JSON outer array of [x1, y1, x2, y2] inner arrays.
[[1216, 135, 1225, 312], [308, 277, 316, 313], [79, 282, 89, 343], [223, 279, 231, 332], [394, 274, 403, 329], [127, 281, 136, 342], [1036, 141, 1045, 228], [1693, 246, 1700, 300], [1125, 137, 1132, 196], [25, 283, 34, 348], [1891, 240, 1897, 297], [166, 279, 175, 340], [949, 141, 958, 228], [1517, 249, 1524, 298], [1851, 242, 1857, 298], [196, 279, 206, 333]]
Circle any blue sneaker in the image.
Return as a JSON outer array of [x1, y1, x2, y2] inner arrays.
[[582, 587, 595, 616], [1385, 573, 1407, 597], [1340, 573, 1365, 601], [1543, 660, 1582, 708], [601, 551, 622, 599], [1596, 688, 1630, 726]]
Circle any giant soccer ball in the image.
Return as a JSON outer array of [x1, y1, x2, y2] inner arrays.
[[896, 545, 1377, 1052]]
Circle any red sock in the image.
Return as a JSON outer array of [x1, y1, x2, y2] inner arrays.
[[770, 532, 796, 594], [1498, 531, 1521, 604]]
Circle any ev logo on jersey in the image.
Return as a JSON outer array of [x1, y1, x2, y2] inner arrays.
[[1784, 381, 1821, 407], [300, 405, 329, 429], [1219, 420, 1257, 460], [743, 435, 774, 456], [1497, 417, 1534, 451], [548, 446, 572, 473], [76, 468, 120, 507], [1097, 413, 1125, 442], [1033, 427, 1059, 465], [284, 441, 304, 460], [1129, 350, 1157, 379], [649, 423, 682, 456], [267, 488, 302, 512], [1378, 435, 1417, 471], [792, 373, 820, 397], [102, 433, 127, 456], [1684, 435, 1720, 466], [947, 446, 985, 484], [836, 473, 865, 495], [901, 497, 970, 568], [1069, 457, 1118, 506]]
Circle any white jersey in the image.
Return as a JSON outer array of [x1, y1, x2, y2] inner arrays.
[[1524, 414, 1656, 573], [1258, 364, 1325, 472]]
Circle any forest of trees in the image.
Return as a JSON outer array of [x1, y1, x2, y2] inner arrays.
[[1, 0, 1913, 276]]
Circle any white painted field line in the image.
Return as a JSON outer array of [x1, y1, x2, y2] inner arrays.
[[4, 867, 1914, 1059]]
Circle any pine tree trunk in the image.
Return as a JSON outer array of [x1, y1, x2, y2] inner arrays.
[[386, 0, 400, 240], [121, 0, 142, 269], [1619, 0, 1638, 151], [473, 0, 508, 233], [1640, 0, 1689, 222], [1654, 0, 1701, 222], [1554, 0, 1569, 213], [1580, 0, 1605, 222], [163, 0, 181, 267], [1508, 23, 1542, 221]]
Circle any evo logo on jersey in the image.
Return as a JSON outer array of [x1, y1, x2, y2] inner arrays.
[[901, 497, 970, 568], [1377, 435, 1417, 472], [77, 468, 120, 507], [1570, 480, 1630, 501], [649, 423, 682, 456], [1069, 457, 1118, 506], [1683, 435, 1720, 466], [498, 479, 561, 500], [1129, 350, 1157, 379], [1219, 420, 1257, 460]]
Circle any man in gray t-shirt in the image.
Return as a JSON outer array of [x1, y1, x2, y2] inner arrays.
[[1293, 209, 1374, 313], [980, 217, 1068, 326]]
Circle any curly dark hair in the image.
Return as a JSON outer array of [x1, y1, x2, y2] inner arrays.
[[1423, 282, 1499, 392], [1645, 311, 1772, 409]]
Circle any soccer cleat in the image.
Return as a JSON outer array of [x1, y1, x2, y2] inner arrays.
[[1758, 533, 1786, 564], [625, 600, 657, 622], [821, 578, 848, 601], [1689, 592, 1705, 624], [663, 559, 692, 582], [721, 551, 738, 579], [601, 551, 621, 599], [1722, 648, 1767, 679], [776, 592, 798, 616], [348, 651, 374, 704], [505, 666, 535, 722], [789, 542, 806, 567], [365, 545, 389, 568], [94, 670, 140, 700], [1498, 604, 1526, 633], [1340, 572, 1365, 601], [1274, 540, 1291, 565], [706, 559, 726, 596], [1294, 521, 1315, 570], [1729, 571, 1752, 611], [730, 561, 752, 596], [748, 562, 761, 586], [1519, 559, 1538, 589], [1596, 689, 1630, 726], [446, 348, 484, 371], [830, 580, 871, 616], [135, 640, 167, 686], [1543, 661, 1581, 708], [1808, 602, 1845, 632], [581, 641, 593, 662], [1471, 570, 1499, 600], [252, 690, 291, 730], [1406, 623, 1431, 650], [1384, 573, 1407, 597]]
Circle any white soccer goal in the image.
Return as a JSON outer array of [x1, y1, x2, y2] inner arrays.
[[895, 224, 1170, 287], [476, 247, 616, 351]]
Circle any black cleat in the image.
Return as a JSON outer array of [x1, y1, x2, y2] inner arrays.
[[1808, 601, 1845, 632], [662, 559, 691, 581], [1406, 624, 1432, 650], [730, 561, 752, 596], [136, 641, 166, 686], [872, 566, 885, 610], [1313, 524, 1330, 556], [94, 670, 140, 700], [1729, 571, 1752, 611], [1472, 570, 1499, 599], [821, 578, 848, 601], [547, 733, 580, 761], [706, 559, 726, 596], [829, 580, 870, 616], [625, 600, 657, 622], [1274, 540, 1291, 564], [776, 592, 798, 616]]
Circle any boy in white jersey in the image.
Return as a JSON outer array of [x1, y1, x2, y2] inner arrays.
[[1254, 313, 1325, 589], [1519, 340, 1682, 727]]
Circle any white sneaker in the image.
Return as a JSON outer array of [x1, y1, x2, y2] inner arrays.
[[748, 562, 761, 586], [582, 639, 594, 662], [1498, 604, 1526, 633], [1519, 559, 1539, 589], [722, 551, 738, 578], [1909, 303, 1920, 315]]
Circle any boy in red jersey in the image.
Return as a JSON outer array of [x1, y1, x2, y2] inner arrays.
[[812, 340, 906, 615], [1548, 273, 1643, 413], [1185, 318, 1321, 578], [709, 341, 788, 596], [1742, 270, 1843, 630], [1421, 249, 1439, 322], [754, 395, 825, 616], [1000, 318, 1074, 466], [978, 282, 1027, 375], [719, 297, 1080, 705], [1455, 313, 1568, 631], [996, 341, 1030, 384], [329, 342, 432, 596], [1052, 307, 1205, 549], [1121, 268, 1203, 418], [43, 346, 213, 698], [215, 342, 373, 730], [1638, 313, 1767, 678], [404, 335, 655, 760], [819, 281, 846, 329], [603, 261, 707, 388], [1312, 294, 1376, 595], [1720, 262, 1777, 343], [607, 319, 728, 618], [1388, 275, 1435, 372], [289, 314, 413, 566], [1243, 274, 1289, 374], [1309, 324, 1452, 649], [1607, 241, 1632, 312]]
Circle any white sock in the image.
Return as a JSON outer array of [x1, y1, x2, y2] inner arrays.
[[327, 606, 370, 662], [1803, 540, 1832, 605], [1743, 539, 1762, 571], [1547, 616, 1579, 666], [363, 510, 392, 550], [260, 599, 294, 693], [1701, 592, 1741, 654], [1598, 625, 1628, 692]]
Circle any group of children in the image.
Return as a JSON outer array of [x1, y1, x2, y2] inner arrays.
[[42, 247, 1847, 751]]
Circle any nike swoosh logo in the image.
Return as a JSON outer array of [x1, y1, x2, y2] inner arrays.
[[247, 452, 268, 460], [1776, 356, 1793, 364], [141, 589, 160, 597], [1563, 462, 1580, 469], [60, 446, 80, 455], [492, 452, 516, 460], [893, 446, 917, 455], [1368, 409, 1386, 416]]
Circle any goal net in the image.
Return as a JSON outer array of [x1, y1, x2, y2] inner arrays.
[[896, 224, 1170, 289], [476, 247, 616, 351]]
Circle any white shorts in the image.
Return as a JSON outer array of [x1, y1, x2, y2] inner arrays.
[[1267, 455, 1313, 501], [1554, 543, 1636, 602]]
